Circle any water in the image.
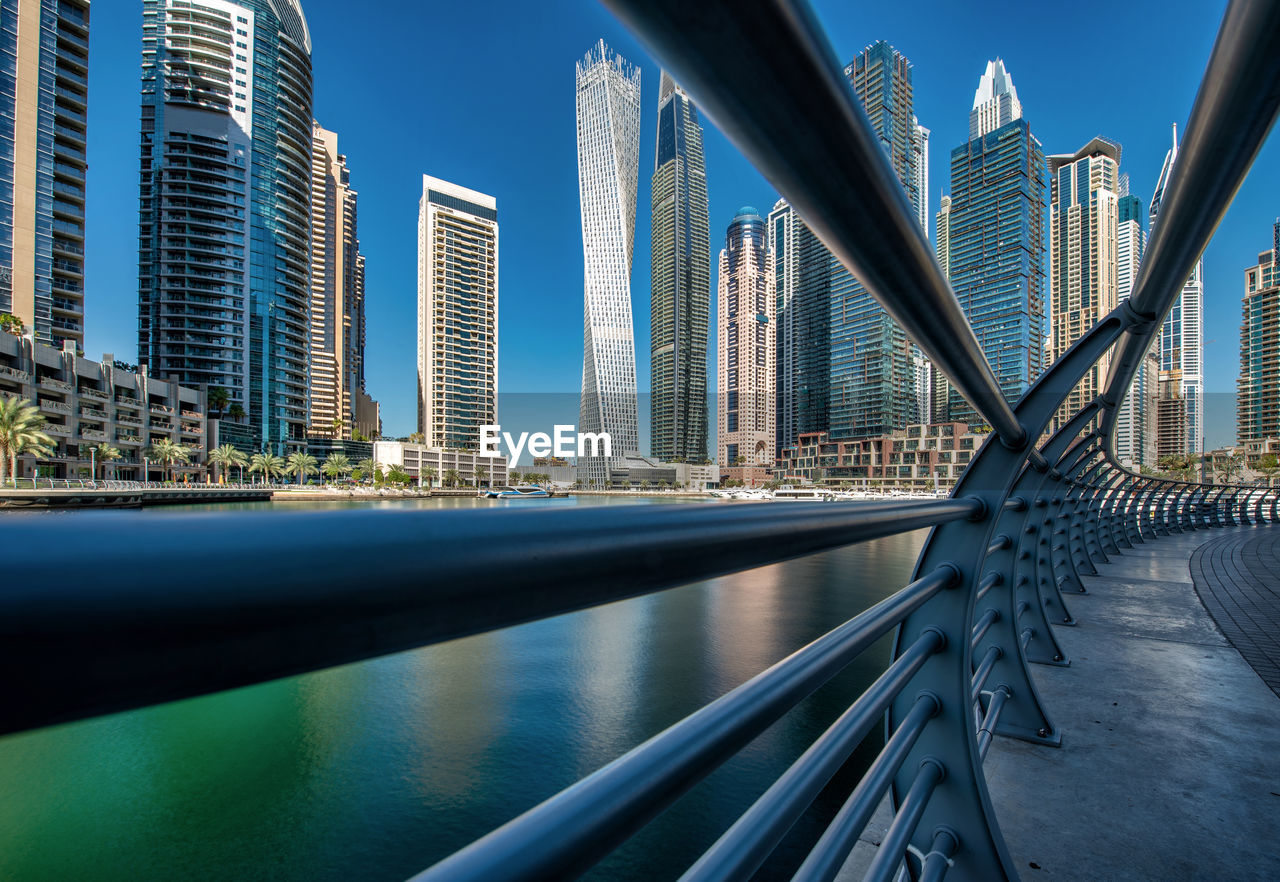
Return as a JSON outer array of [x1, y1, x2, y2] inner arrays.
[[0, 496, 927, 881]]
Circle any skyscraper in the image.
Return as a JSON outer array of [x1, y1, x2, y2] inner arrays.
[[1114, 188, 1158, 466], [1048, 137, 1121, 430], [1150, 124, 1205, 458], [310, 121, 375, 441], [944, 59, 1045, 424], [576, 40, 640, 485], [911, 118, 929, 232], [416, 175, 497, 450], [771, 198, 830, 451], [649, 72, 709, 464], [830, 41, 921, 439], [0, 0, 90, 350], [1238, 221, 1280, 446], [138, 0, 313, 453], [718, 207, 775, 482]]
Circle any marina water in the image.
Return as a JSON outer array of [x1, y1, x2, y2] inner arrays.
[[0, 496, 926, 881]]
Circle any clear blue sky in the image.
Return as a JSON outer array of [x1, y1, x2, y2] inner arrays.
[[82, 0, 1275, 446]]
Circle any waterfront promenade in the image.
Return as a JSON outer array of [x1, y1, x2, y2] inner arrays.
[[978, 526, 1280, 880]]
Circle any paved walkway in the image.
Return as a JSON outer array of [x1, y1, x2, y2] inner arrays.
[[1190, 530, 1280, 698], [985, 525, 1280, 881]]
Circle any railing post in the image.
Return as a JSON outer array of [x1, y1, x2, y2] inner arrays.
[[1253, 487, 1267, 524], [1151, 482, 1176, 536]]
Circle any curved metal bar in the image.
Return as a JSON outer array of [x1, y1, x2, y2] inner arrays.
[[412, 567, 956, 882], [597, 0, 1027, 447], [1102, 0, 1280, 441], [0, 499, 978, 736]]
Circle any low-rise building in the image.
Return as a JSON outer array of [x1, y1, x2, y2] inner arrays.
[[776, 422, 988, 490], [0, 333, 207, 480], [373, 440, 507, 488]]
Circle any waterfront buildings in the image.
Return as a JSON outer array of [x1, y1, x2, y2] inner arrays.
[[943, 59, 1045, 423], [416, 175, 498, 450], [830, 41, 921, 439], [373, 439, 507, 489], [137, 0, 314, 455], [310, 122, 376, 441], [1150, 125, 1205, 458], [0, 0, 90, 351], [770, 198, 830, 451], [649, 72, 709, 464], [1048, 137, 1121, 430], [1115, 188, 1158, 466], [576, 40, 640, 486], [718, 207, 775, 486], [0, 331, 207, 480], [775, 422, 988, 491], [1239, 221, 1280, 445]]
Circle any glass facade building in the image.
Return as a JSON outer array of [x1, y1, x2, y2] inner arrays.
[[1150, 124, 1204, 458], [0, 0, 89, 350], [1115, 190, 1158, 466], [138, 0, 313, 454], [1238, 222, 1280, 446], [649, 72, 708, 464], [943, 60, 1044, 425], [770, 198, 830, 452], [576, 40, 640, 485], [717, 207, 774, 472], [829, 41, 921, 440]]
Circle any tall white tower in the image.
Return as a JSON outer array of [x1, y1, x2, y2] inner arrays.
[[969, 58, 1023, 140], [1150, 123, 1205, 458], [576, 40, 641, 485]]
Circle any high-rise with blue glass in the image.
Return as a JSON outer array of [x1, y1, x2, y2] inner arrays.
[[0, 0, 90, 351], [771, 198, 830, 452], [829, 41, 921, 439], [138, 0, 313, 454], [649, 72, 708, 464], [943, 59, 1045, 424]]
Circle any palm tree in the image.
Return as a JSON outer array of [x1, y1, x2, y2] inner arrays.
[[285, 451, 319, 485], [0, 397, 53, 486], [1216, 453, 1244, 485], [226, 403, 246, 423], [355, 457, 378, 484], [420, 465, 437, 488], [1256, 454, 1279, 487], [443, 468, 460, 488], [322, 452, 352, 483], [475, 465, 489, 488], [209, 443, 248, 484], [206, 386, 230, 420], [147, 438, 190, 482], [95, 443, 122, 481], [248, 452, 285, 485]]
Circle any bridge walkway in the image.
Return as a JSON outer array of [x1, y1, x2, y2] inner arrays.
[[984, 525, 1280, 881]]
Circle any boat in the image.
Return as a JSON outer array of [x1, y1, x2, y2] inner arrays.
[[484, 485, 551, 499], [772, 485, 833, 501]]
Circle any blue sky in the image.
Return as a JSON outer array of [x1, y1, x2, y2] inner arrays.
[[83, 0, 1274, 446]]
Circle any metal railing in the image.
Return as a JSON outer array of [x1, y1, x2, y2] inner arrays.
[[2, 1, 1279, 880]]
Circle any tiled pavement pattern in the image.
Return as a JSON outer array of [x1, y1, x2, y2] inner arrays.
[[1190, 529, 1280, 698]]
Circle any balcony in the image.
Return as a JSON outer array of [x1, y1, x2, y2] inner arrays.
[[80, 429, 106, 442], [0, 365, 29, 381], [38, 377, 73, 392], [116, 414, 142, 426], [39, 398, 71, 414], [115, 396, 142, 408], [149, 403, 174, 415], [44, 422, 71, 436], [79, 406, 108, 419], [79, 387, 108, 401]]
